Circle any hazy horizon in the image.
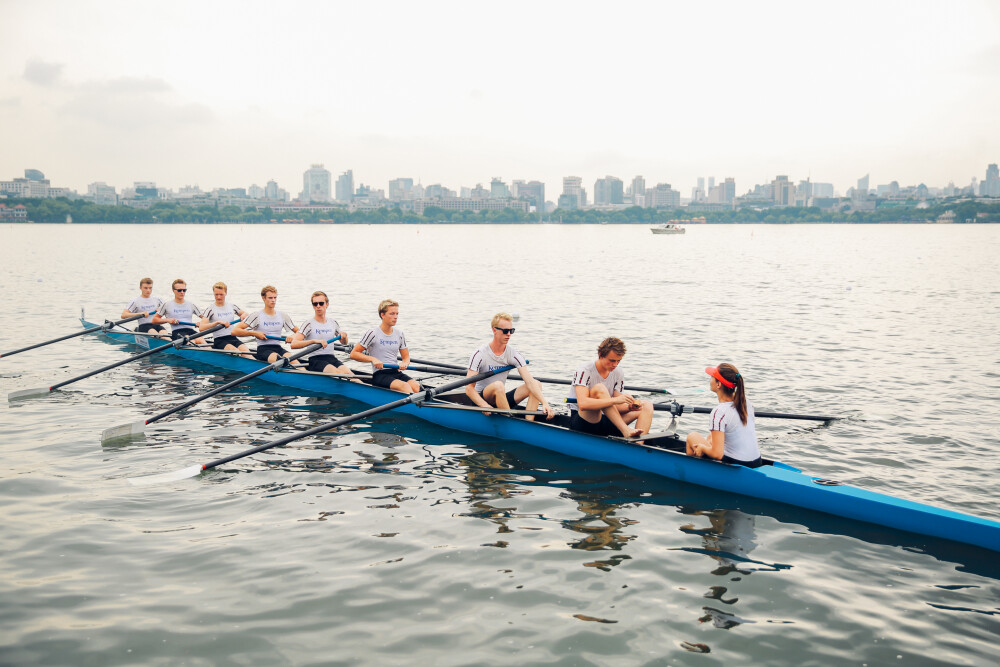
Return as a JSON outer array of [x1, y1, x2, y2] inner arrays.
[[2, 0, 999, 197]]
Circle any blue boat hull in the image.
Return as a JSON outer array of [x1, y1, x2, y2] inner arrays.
[[84, 319, 1000, 553]]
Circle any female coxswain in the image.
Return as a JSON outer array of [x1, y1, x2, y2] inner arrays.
[[685, 364, 762, 468]]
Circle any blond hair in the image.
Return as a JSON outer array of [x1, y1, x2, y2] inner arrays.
[[491, 312, 514, 328], [311, 290, 328, 301], [378, 299, 398, 316], [139, 277, 153, 287], [171, 278, 186, 290], [261, 285, 277, 298], [212, 282, 228, 292]]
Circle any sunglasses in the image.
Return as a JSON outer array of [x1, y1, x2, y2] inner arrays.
[[174, 288, 187, 292], [494, 327, 515, 335], [312, 301, 326, 307]]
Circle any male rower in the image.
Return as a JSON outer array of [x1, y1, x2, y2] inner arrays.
[[122, 277, 165, 335], [153, 278, 206, 344], [198, 282, 249, 352], [351, 299, 420, 393], [568, 337, 653, 438], [291, 290, 355, 376], [465, 312, 553, 420], [232, 285, 299, 363]]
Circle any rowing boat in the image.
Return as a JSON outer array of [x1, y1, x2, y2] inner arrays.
[[80, 316, 1000, 553]]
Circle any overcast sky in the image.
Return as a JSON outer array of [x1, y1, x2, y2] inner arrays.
[[2, 0, 999, 198]]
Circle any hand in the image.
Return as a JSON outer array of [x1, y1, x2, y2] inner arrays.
[[543, 404, 555, 420], [317, 339, 327, 348], [256, 332, 266, 340], [171, 318, 179, 325], [373, 360, 384, 369], [340, 333, 348, 345], [398, 362, 408, 370], [285, 335, 294, 344]]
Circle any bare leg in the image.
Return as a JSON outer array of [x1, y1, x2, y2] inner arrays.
[[686, 432, 709, 457]]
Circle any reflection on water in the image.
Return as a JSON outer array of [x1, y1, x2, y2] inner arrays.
[[3, 224, 1000, 665]]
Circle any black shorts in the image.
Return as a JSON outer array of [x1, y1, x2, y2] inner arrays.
[[483, 387, 522, 408], [137, 322, 160, 333], [254, 344, 286, 362], [171, 328, 196, 341], [721, 455, 763, 468], [569, 411, 620, 437], [372, 369, 413, 389], [212, 335, 242, 350], [307, 355, 343, 372]]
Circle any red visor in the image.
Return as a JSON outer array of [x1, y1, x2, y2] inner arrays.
[[705, 366, 735, 389]]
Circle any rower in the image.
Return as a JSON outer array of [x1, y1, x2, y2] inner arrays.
[[231, 285, 299, 363], [350, 299, 419, 393], [685, 364, 762, 467], [152, 278, 206, 344], [464, 312, 553, 420], [198, 281, 249, 352], [290, 291, 354, 376], [121, 277, 165, 335], [568, 337, 653, 438]]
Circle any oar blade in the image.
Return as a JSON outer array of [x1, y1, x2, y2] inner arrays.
[[8, 386, 51, 402], [127, 464, 204, 487], [101, 420, 147, 444]]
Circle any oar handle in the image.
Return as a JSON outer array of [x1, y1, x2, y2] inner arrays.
[[145, 335, 342, 425]]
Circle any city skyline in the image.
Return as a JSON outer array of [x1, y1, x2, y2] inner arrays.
[[2, 1, 999, 196]]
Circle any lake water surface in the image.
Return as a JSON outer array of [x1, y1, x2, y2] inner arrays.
[[1, 223, 998, 665]]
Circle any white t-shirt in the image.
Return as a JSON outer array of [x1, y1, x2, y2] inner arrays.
[[125, 295, 164, 325], [299, 318, 343, 360], [156, 300, 203, 329], [244, 310, 297, 342], [709, 401, 760, 462], [201, 302, 243, 336], [358, 327, 407, 371], [467, 343, 527, 393], [568, 360, 624, 411]]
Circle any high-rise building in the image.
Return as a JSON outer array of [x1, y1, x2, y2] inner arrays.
[[248, 184, 265, 199], [389, 178, 414, 201], [648, 183, 680, 209], [594, 176, 623, 205], [561, 176, 583, 209], [630, 176, 645, 206], [854, 174, 870, 200], [302, 164, 332, 202], [490, 178, 510, 199], [983, 163, 1000, 197], [771, 175, 795, 206], [336, 170, 354, 203], [265, 180, 281, 200], [722, 177, 735, 204], [708, 176, 715, 192], [516, 180, 545, 218]]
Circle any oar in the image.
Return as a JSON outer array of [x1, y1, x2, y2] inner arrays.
[[565, 398, 836, 422], [0, 312, 153, 360], [126, 364, 516, 486], [384, 356, 675, 395], [8, 322, 236, 402], [101, 335, 341, 442]]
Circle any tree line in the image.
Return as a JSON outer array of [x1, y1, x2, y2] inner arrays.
[[5, 197, 1000, 224]]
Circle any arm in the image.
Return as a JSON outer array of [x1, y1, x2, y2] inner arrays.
[[232, 323, 265, 340], [693, 431, 726, 460], [516, 368, 552, 415], [351, 342, 383, 368], [121, 308, 134, 319], [575, 384, 631, 411], [464, 369, 491, 408], [398, 347, 409, 370]]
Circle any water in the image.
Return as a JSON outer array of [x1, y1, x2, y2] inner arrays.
[[1, 223, 998, 665]]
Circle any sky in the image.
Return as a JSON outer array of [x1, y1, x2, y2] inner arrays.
[[2, 0, 999, 198]]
